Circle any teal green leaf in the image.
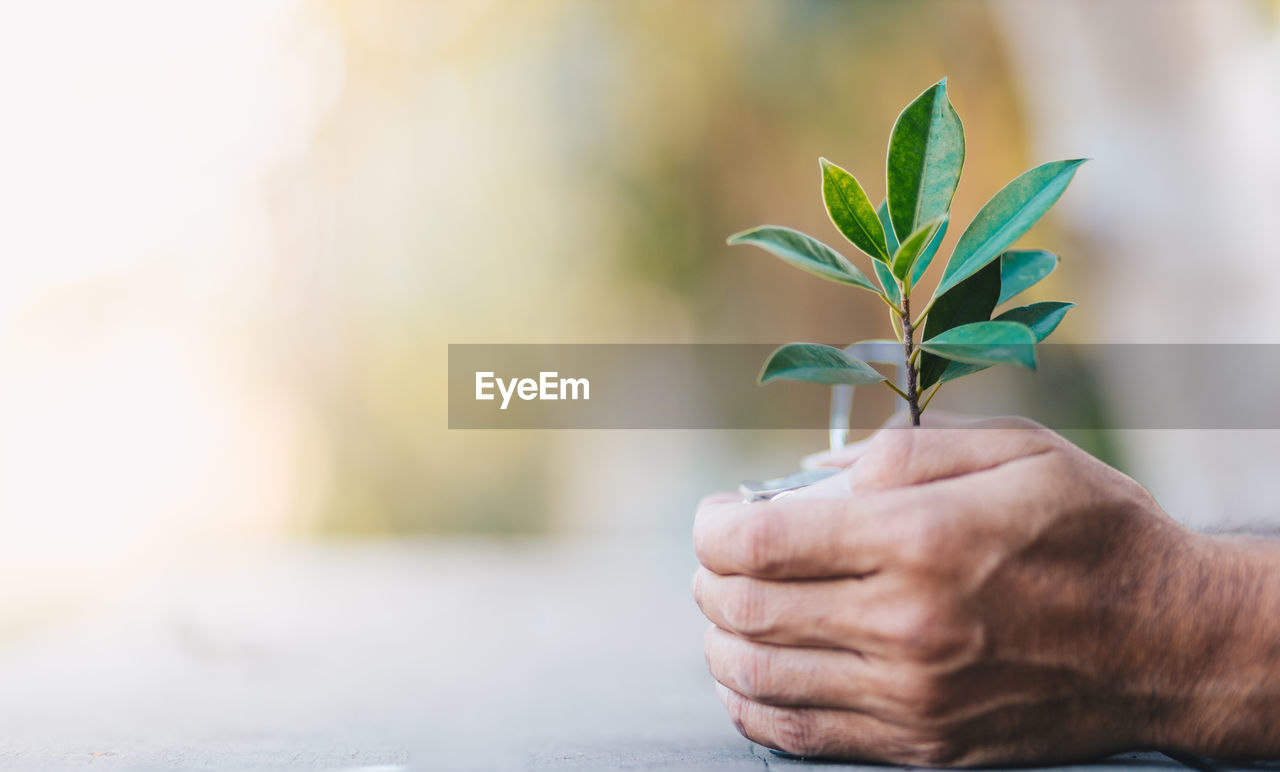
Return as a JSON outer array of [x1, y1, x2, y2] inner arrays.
[[759, 343, 887, 386], [935, 159, 1086, 297], [995, 301, 1074, 339], [891, 215, 947, 283], [872, 260, 900, 305], [934, 302, 1073, 385], [821, 158, 890, 263], [873, 202, 901, 305], [910, 219, 948, 285], [876, 201, 900, 254], [933, 358, 985, 386], [999, 250, 1059, 305], [727, 226, 879, 293], [887, 78, 965, 241], [917, 259, 1001, 390], [918, 321, 1037, 370]]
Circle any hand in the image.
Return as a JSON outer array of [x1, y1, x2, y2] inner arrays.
[[692, 416, 1280, 765]]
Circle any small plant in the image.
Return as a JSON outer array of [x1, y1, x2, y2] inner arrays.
[[728, 79, 1082, 426]]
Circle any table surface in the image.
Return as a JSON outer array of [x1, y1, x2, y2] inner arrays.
[[0, 539, 1274, 772]]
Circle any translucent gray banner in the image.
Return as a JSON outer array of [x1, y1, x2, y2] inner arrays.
[[448, 344, 1280, 430]]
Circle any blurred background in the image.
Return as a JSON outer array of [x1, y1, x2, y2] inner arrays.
[[1, 1, 1279, 764]]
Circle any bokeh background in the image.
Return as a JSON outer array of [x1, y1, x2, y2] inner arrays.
[[3, 0, 1280, 673]]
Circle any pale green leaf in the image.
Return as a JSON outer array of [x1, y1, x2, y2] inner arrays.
[[935, 159, 1086, 297], [887, 78, 965, 240], [821, 158, 890, 263], [727, 226, 879, 293], [759, 343, 887, 386]]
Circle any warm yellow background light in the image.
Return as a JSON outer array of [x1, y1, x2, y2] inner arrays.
[[2, 0, 1277, 640]]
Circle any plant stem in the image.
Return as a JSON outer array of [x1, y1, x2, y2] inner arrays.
[[877, 292, 904, 316], [915, 294, 938, 326], [880, 379, 909, 401], [901, 295, 921, 426]]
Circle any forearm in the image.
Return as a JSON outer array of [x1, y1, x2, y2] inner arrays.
[[1151, 533, 1280, 759]]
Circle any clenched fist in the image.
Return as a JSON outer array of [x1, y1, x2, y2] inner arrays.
[[692, 416, 1280, 766]]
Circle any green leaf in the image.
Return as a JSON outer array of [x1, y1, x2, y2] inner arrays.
[[887, 78, 965, 241], [871, 260, 900, 306], [999, 250, 1059, 305], [821, 158, 890, 263], [995, 301, 1074, 339], [918, 321, 1037, 370], [759, 343, 887, 386], [935, 159, 1086, 298], [917, 259, 1001, 390], [873, 202, 902, 305], [910, 219, 948, 286], [876, 201, 900, 254], [934, 301, 1073, 385], [891, 215, 947, 283], [727, 226, 880, 293], [932, 358, 985, 387]]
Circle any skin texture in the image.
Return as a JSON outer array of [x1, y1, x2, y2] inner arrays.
[[692, 416, 1280, 766]]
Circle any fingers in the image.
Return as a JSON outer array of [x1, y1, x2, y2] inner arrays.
[[801, 437, 872, 470], [693, 568, 906, 652], [704, 626, 901, 714], [695, 442, 1066, 581], [693, 489, 927, 579], [715, 682, 934, 764], [802, 410, 973, 470], [846, 417, 1062, 493]]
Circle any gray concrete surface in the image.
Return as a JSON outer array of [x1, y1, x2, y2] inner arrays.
[[0, 540, 1270, 771]]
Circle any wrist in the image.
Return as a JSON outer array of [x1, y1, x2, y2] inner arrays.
[[1144, 532, 1280, 757]]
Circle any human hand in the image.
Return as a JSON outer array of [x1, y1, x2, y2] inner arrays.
[[693, 417, 1280, 765]]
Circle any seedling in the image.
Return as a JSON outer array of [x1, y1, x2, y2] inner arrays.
[[728, 79, 1082, 426]]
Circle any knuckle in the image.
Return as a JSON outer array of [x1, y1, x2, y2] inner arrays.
[[894, 671, 951, 721], [722, 579, 775, 637], [738, 508, 787, 576], [770, 708, 822, 757], [904, 737, 964, 767], [736, 645, 781, 701], [888, 598, 966, 664]]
